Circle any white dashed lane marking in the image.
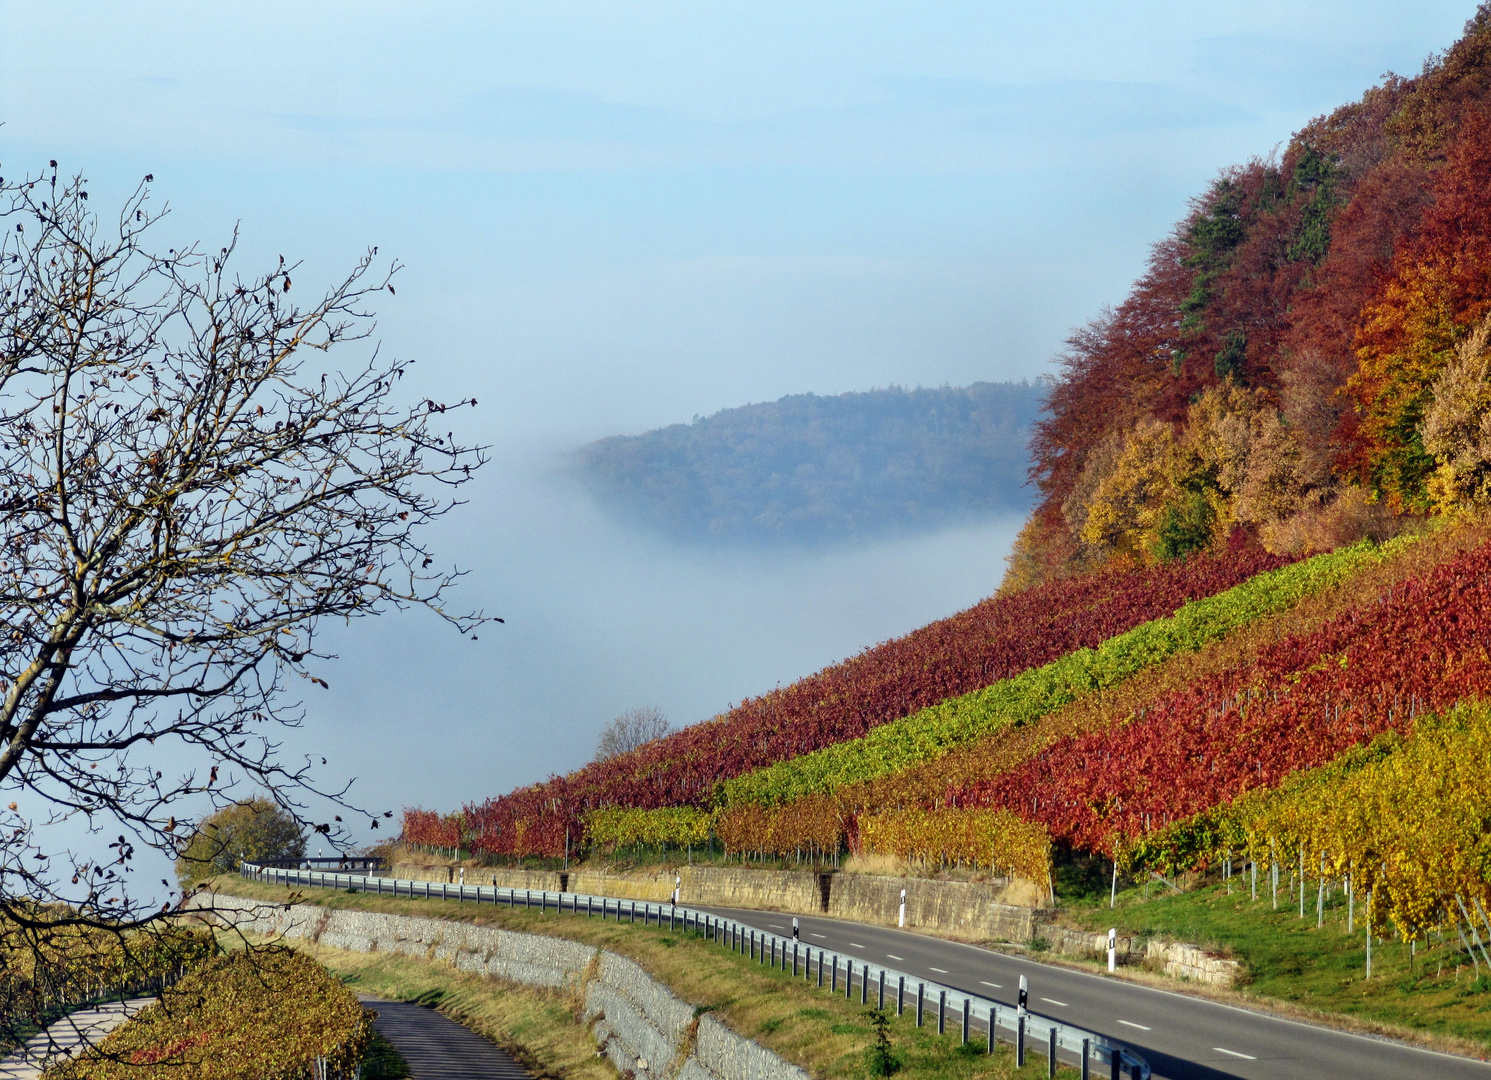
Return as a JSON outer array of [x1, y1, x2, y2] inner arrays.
[[1118, 1021, 1151, 1031], [810, 933, 827, 939], [929, 967, 948, 973], [850, 943, 864, 948], [1040, 998, 1068, 1008], [979, 981, 1002, 989], [768, 924, 785, 929], [885, 954, 903, 961], [1214, 1048, 1257, 1061]]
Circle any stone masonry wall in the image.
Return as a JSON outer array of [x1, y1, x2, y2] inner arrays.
[[199, 891, 810, 1080], [827, 874, 1046, 942], [393, 863, 1036, 941], [383, 863, 1243, 987]]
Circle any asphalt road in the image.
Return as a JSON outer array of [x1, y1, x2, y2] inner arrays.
[[361, 995, 530, 1080], [695, 904, 1491, 1080]]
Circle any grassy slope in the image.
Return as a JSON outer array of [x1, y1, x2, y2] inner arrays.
[[1056, 875, 1491, 1057], [206, 877, 1075, 1080]]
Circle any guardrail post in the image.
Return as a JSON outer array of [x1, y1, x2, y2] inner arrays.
[[915, 983, 924, 1027], [1048, 1027, 1057, 1077], [987, 1006, 996, 1053], [1016, 1017, 1025, 1066], [960, 998, 969, 1043], [860, 965, 867, 1004], [1109, 1045, 1120, 1080], [1081, 1037, 1090, 1080], [937, 990, 945, 1034], [877, 969, 884, 1010], [794, 943, 800, 976], [897, 975, 904, 1015], [831, 956, 838, 992]]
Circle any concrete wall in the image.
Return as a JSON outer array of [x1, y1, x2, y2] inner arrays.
[[200, 892, 810, 1080]]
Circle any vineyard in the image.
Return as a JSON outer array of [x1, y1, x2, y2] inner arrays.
[[0, 923, 217, 1055], [959, 534, 1491, 858], [716, 538, 1391, 809], [43, 948, 373, 1080], [1121, 697, 1491, 949], [417, 544, 1287, 857]]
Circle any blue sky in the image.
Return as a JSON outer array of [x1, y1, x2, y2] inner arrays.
[[0, 2, 1478, 864]]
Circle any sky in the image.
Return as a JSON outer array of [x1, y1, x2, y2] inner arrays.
[[0, 1, 1479, 886]]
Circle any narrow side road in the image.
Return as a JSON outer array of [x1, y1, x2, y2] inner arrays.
[[360, 994, 532, 1080], [0, 998, 154, 1080], [697, 904, 1491, 1080]]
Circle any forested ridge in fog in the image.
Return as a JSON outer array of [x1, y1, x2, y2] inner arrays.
[[574, 382, 1042, 543]]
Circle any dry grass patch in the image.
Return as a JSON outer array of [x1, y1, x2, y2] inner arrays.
[[202, 877, 1075, 1079]]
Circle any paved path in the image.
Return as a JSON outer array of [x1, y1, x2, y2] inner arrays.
[[0, 998, 155, 1080], [360, 995, 531, 1080], [700, 904, 1491, 1080]]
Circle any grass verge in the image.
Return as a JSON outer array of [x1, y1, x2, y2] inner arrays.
[[1058, 876, 1491, 1059], [203, 877, 1075, 1079]]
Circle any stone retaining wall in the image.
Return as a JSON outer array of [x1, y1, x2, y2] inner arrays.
[[384, 863, 1244, 988], [199, 891, 809, 1080], [393, 863, 1036, 941], [1145, 941, 1245, 988]]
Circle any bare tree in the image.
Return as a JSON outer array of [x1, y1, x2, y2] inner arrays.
[[0, 160, 491, 952], [594, 706, 674, 762]]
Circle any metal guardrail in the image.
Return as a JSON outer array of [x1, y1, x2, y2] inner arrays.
[[240, 862, 1148, 1079], [253, 856, 386, 871]]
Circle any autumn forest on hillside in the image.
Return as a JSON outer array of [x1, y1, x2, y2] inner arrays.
[[404, 6, 1491, 954]]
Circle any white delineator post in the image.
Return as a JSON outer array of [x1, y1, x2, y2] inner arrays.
[[673, 875, 681, 906], [1107, 928, 1117, 973], [1017, 975, 1028, 1017], [898, 888, 907, 928]]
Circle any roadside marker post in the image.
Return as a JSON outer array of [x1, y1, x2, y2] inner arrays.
[[1107, 928, 1117, 973], [243, 862, 1149, 1080], [898, 888, 906, 928]]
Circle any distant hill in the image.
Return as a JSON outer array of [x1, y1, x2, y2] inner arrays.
[[573, 381, 1042, 543]]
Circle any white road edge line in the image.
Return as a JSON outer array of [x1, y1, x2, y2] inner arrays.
[[1117, 1021, 1151, 1031], [1040, 998, 1068, 1008], [702, 904, 1491, 1070], [1214, 1048, 1257, 1060]]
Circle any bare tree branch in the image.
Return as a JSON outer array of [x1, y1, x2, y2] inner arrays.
[[0, 160, 492, 947]]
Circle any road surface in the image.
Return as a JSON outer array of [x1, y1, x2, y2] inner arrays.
[[697, 904, 1491, 1080]]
